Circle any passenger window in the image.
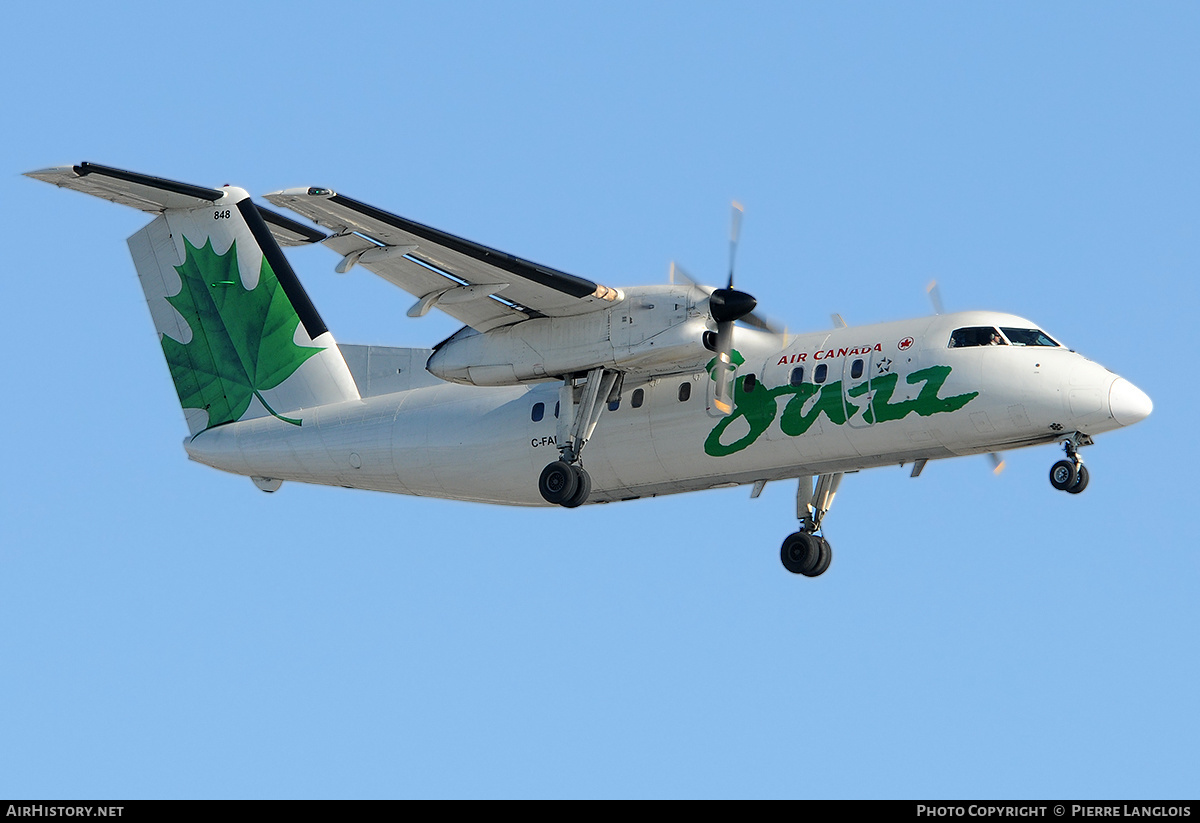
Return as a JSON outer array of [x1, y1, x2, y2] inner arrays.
[[1000, 327, 1059, 347], [554, 401, 560, 418], [815, 364, 827, 384], [631, 388, 645, 408], [790, 367, 804, 386], [532, 402, 545, 422], [608, 400, 620, 412], [678, 382, 691, 402], [743, 374, 756, 393], [851, 359, 864, 379], [949, 327, 1006, 348]]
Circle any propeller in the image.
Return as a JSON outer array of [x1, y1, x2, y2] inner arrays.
[[707, 202, 758, 414], [989, 452, 1007, 475], [672, 260, 778, 333]]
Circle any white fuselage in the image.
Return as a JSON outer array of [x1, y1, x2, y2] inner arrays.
[[183, 310, 1144, 505]]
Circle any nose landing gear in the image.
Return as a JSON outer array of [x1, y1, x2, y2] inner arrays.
[[1049, 433, 1092, 495]]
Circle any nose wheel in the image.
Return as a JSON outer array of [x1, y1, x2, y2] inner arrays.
[[1049, 435, 1091, 494]]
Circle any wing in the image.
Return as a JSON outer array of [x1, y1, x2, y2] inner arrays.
[[264, 187, 623, 332]]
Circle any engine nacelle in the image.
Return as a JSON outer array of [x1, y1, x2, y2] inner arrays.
[[426, 285, 715, 385]]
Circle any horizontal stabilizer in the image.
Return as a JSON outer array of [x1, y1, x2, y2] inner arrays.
[[26, 162, 326, 247], [26, 162, 224, 211]]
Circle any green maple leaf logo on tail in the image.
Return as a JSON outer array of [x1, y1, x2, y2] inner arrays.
[[161, 237, 324, 431]]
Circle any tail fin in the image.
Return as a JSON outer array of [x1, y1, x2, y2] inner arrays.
[[28, 163, 360, 435]]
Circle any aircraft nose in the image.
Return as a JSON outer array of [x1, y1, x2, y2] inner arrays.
[[1109, 378, 1153, 427]]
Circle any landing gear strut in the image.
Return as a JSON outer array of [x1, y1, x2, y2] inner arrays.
[[1049, 433, 1092, 495], [538, 367, 620, 508], [780, 472, 842, 576]]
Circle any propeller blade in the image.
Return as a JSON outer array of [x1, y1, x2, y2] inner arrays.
[[699, 202, 757, 416], [671, 261, 711, 293], [927, 280, 945, 315], [712, 320, 736, 414], [989, 452, 1006, 475], [728, 201, 744, 289], [738, 310, 783, 334]]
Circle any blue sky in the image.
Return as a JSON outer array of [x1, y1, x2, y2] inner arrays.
[[2, 1, 1196, 799]]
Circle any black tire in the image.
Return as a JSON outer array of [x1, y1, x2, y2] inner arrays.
[[805, 537, 833, 577], [539, 461, 578, 504], [561, 467, 592, 508], [781, 532, 821, 575], [1050, 460, 1078, 491], [1066, 464, 1089, 495]]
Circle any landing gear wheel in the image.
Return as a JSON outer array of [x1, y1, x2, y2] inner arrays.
[[781, 532, 822, 575], [804, 537, 833, 577], [1050, 460, 1078, 491], [561, 467, 591, 508], [539, 461, 578, 505], [1066, 464, 1089, 494]]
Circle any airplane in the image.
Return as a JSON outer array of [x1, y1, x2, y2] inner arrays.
[[26, 162, 1153, 577]]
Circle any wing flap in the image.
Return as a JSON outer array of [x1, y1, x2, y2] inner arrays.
[[321, 232, 530, 330]]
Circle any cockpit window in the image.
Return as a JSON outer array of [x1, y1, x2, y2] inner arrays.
[[1000, 327, 1059, 347], [948, 327, 1006, 348]]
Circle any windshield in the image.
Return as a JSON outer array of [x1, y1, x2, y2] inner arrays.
[[1000, 328, 1059, 347], [948, 327, 1006, 347]]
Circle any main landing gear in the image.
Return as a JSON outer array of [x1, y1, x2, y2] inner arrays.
[[781, 532, 832, 577], [780, 472, 842, 577], [538, 460, 592, 509], [1049, 432, 1093, 495], [538, 367, 621, 509]]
